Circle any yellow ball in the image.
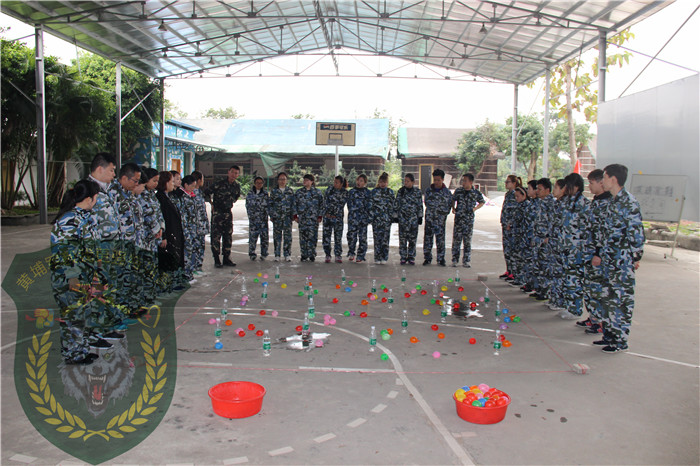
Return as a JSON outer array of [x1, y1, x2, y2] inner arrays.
[[455, 393, 466, 402], [441, 286, 448, 292], [257, 272, 262, 277], [462, 295, 467, 301], [422, 309, 430, 316], [281, 283, 287, 289], [455, 388, 466, 397]]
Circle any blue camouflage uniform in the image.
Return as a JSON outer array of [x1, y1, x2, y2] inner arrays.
[[533, 194, 555, 293], [546, 197, 567, 309], [510, 198, 531, 282], [597, 188, 645, 349], [294, 186, 324, 261], [193, 188, 210, 271], [108, 180, 141, 312], [395, 186, 423, 263], [346, 186, 371, 261], [137, 188, 164, 302], [245, 188, 270, 259], [559, 193, 592, 316], [583, 191, 613, 324], [270, 186, 295, 258], [451, 187, 485, 265], [370, 186, 395, 262], [322, 186, 347, 259], [51, 207, 100, 363], [500, 190, 518, 274], [423, 184, 453, 263], [171, 188, 199, 280], [519, 197, 539, 286]]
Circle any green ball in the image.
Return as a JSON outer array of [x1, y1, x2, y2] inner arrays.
[[348, 280, 354, 285], [416, 285, 422, 290], [298, 291, 304, 296], [254, 278, 259, 283], [448, 278, 453, 283], [380, 353, 389, 361], [484, 297, 490, 303], [513, 316, 521, 323], [381, 333, 391, 340], [430, 299, 436, 304], [344, 310, 351, 316], [314, 289, 319, 294], [380, 285, 386, 290]]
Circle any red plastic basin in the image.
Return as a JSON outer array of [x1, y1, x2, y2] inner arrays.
[[453, 392, 510, 424], [209, 381, 266, 419]]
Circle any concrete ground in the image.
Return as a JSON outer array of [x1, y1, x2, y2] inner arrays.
[[2, 197, 699, 465]]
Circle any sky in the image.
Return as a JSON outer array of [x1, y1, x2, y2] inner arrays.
[[2, 1, 698, 131]]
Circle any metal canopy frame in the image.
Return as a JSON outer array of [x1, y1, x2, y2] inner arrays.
[[2, 1, 671, 84]]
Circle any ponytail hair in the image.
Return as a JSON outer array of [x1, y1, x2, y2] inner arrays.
[[564, 173, 585, 210], [334, 175, 347, 189], [54, 179, 100, 224], [506, 174, 523, 189], [377, 172, 389, 187]]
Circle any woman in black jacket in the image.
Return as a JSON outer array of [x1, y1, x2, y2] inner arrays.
[[156, 171, 186, 291]]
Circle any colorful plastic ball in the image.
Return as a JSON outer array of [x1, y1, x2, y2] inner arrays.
[[499, 323, 508, 330], [469, 338, 476, 344], [281, 283, 287, 289], [448, 278, 453, 283], [437, 333, 445, 339], [458, 286, 464, 292], [259, 310, 266, 315], [352, 283, 357, 288], [238, 331, 246, 337], [344, 311, 351, 317], [348, 280, 354, 285], [422, 309, 430, 316], [439, 292, 444, 298], [314, 289, 319, 294], [369, 295, 376, 301], [431, 324, 439, 331], [298, 291, 304, 296], [386, 328, 394, 335], [420, 290, 427, 295], [416, 285, 422, 290], [513, 316, 521, 323], [248, 323, 256, 330], [410, 336, 419, 343], [432, 351, 441, 359], [295, 325, 303, 332], [271, 311, 279, 317], [381, 333, 391, 341], [455, 388, 466, 397], [361, 299, 369, 305], [256, 330, 264, 337], [462, 296, 467, 301], [453, 303, 460, 309], [225, 320, 233, 326], [335, 284, 341, 289], [360, 312, 368, 318], [471, 400, 482, 407], [381, 297, 387, 303], [479, 297, 485, 302], [214, 342, 223, 349], [441, 286, 448, 292], [253, 278, 259, 283], [329, 318, 336, 325], [380, 353, 389, 361], [503, 316, 511, 323], [208, 318, 217, 325], [350, 311, 356, 316], [383, 287, 389, 293], [404, 292, 411, 298], [235, 327, 244, 333], [315, 340, 324, 347], [503, 340, 512, 347], [502, 308, 509, 314], [346, 287, 352, 292], [430, 299, 436, 304], [411, 289, 417, 294], [484, 297, 490, 303], [498, 334, 506, 342], [478, 383, 490, 392], [332, 298, 339, 304]]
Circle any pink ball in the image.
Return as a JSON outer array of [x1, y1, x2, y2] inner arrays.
[[369, 295, 376, 301], [315, 340, 324, 347], [235, 327, 244, 333], [411, 289, 417, 294], [263, 274, 268, 279], [352, 283, 358, 287], [439, 292, 444, 297], [479, 297, 485, 302], [432, 351, 441, 359], [271, 310, 279, 317], [324, 314, 331, 320], [208, 318, 216, 325], [329, 318, 336, 325]]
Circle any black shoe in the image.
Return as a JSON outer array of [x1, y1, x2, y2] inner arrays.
[[438, 260, 446, 267], [214, 256, 223, 268], [90, 339, 113, 349], [250, 255, 257, 261], [504, 276, 515, 282], [222, 258, 236, 267], [67, 353, 99, 365], [521, 285, 533, 293], [533, 293, 548, 301], [499, 272, 510, 279], [592, 339, 611, 346], [602, 344, 628, 354], [102, 331, 125, 339], [585, 324, 603, 334], [310, 256, 315, 262], [423, 259, 431, 266], [509, 281, 523, 287], [576, 318, 592, 328]]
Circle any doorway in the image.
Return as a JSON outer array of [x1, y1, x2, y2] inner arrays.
[[419, 164, 433, 190]]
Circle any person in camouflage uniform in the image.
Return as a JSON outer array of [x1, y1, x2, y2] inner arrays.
[[395, 174, 423, 265], [269, 172, 295, 261], [370, 172, 395, 264], [592, 164, 645, 353], [423, 169, 453, 266], [293, 174, 324, 262], [246, 176, 270, 260], [172, 175, 199, 281], [137, 168, 164, 303], [203, 165, 240, 268], [577, 169, 613, 333], [322, 175, 348, 263], [511, 180, 539, 288], [508, 187, 529, 283], [546, 179, 568, 312], [451, 173, 485, 267], [529, 178, 555, 300], [500, 175, 522, 280], [191, 171, 210, 274], [131, 173, 150, 307], [346, 174, 371, 263], [558, 174, 592, 320], [51, 180, 102, 364]]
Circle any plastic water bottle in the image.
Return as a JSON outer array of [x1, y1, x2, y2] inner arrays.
[[274, 266, 280, 283], [371, 279, 377, 294], [261, 283, 268, 303], [387, 288, 394, 309], [241, 277, 247, 296], [307, 285, 314, 300], [304, 276, 310, 291], [302, 313, 310, 348], [401, 310, 408, 333], [214, 317, 222, 338], [495, 299, 501, 322], [262, 329, 271, 356], [221, 299, 228, 320], [441, 300, 448, 323], [341, 268, 346, 285], [455, 269, 460, 286], [369, 326, 377, 352], [493, 330, 502, 356], [401, 269, 406, 283], [432, 280, 439, 297], [308, 296, 316, 319]]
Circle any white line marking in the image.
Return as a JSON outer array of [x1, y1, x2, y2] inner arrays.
[[9, 454, 37, 464], [314, 433, 337, 443], [626, 352, 700, 368], [371, 403, 387, 413], [347, 417, 366, 428], [298, 366, 395, 373], [452, 432, 477, 439], [267, 446, 294, 457], [387, 390, 399, 399], [395, 378, 404, 386], [186, 361, 233, 367], [223, 456, 249, 465]]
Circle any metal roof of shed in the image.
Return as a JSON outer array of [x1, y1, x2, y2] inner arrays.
[[1, 1, 672, 85]]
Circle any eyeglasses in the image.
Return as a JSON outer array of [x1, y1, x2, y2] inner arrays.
[[130, 176, 141, 183]]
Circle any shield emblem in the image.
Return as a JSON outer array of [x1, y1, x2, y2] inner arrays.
[[2, 248, 179, 464]]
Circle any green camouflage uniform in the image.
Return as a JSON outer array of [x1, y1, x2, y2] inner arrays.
[[203, 178, 240, 260]]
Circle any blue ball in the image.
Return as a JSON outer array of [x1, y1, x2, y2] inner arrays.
[[262, 281, 269, 286], [214, 342, 223, 350], [502, 308, 509, 314], [345, 287, 352, 292], [503, 316, 511, 323]]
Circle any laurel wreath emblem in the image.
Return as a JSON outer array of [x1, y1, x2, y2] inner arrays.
[[26, 329, 167, 441]]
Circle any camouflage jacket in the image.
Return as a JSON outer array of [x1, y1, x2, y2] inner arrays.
[[523, 197, 539, 245], [452, 187, 485, 221], [597, 188, 645, 271], [171, 188, 199, 239], [108, 180, 136, 242], [246, 188, 270, 225], [500, 190, 518, 228], [560, 193, 593, 263], [534, 194, 555, 239], [587, 191, 612, 256], [203, 178, 240, 214], [323, 186, 348, 219], [548, 198, 566, 254], [513, 199, 532, 250], [370, 187, 395, 225], [346, 187, 371, 225], [193, 188, 210, 235], [88, 175, 121, 241], [269, 186, 295, 224], [137, 189, 165, 251], [395, 186, 423, 227], [293, 187, 324, 224], [423, 184, 453, 224], [50, 207, 98, 280]]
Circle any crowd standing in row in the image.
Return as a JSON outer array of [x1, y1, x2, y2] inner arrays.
[[499, 164, 645, 354]]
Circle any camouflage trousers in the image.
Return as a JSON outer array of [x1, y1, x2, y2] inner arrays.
[[452, 217, 475, 264], [249, 221, 269, 258], [371, 221, 391, 262], [210, 211, 233, 258], [398, 222, 419, 262], [423, 219, 447, 262], [583, 265, 607, 323], [194, 235, 206, 271], [561, 258, 586, 316], [59, 320, 90, 363], [546, 250, 566, 308], [322, 217, 344, 258], [298, 221, 319, 260], [600, 269, 635, 347], [532, 237, 549, 291], [93, 242, 127, 328], [138, 248, 158, 305], [272, 220, 293, 258], [183, 232, 198, 279], [347, 220, 368, 260], [502, 226, 515, 273]]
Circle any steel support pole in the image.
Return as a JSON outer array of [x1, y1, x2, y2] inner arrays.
[[34, 25, 48, 224], [159, 78, 166, 170], [511, 84, 518, 174], [115, 62, 122, 167], [598, 30, 607, 103], [542, 68, 551, 178], [335, 145, 339, 176]]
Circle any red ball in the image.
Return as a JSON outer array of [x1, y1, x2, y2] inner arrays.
[[431, 324, 439, 331], [259, 310, 266, 315], [367, 292, 373, 298], [383, 288, 389, 293], [238, 331, 246, 337], [336, 284, 341, 289], [381, 297, 387, 303], [255, 330, 264, 337], [360, 312, 368, 318], [248, 323, 256, 330], [296, 325, 303, 332], [499, 334, 506, 342], [453, 303, 460, 309], [469, 337, 476, 344], [332, 298, 339, 304], [404, 292, 411, 298], [420, 290, 427, 295], [458, 286, 464, 292]]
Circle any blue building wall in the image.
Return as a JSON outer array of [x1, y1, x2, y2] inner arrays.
[[127, 120, 201, 174]]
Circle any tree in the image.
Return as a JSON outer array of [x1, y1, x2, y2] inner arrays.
[[502, 114, 544, 181], [455, 119, 508, 175], [165, 99, 188, 120], [291, 113, 314, 119], [201, 106, 244, 119], [370, 108, 405, 155]]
